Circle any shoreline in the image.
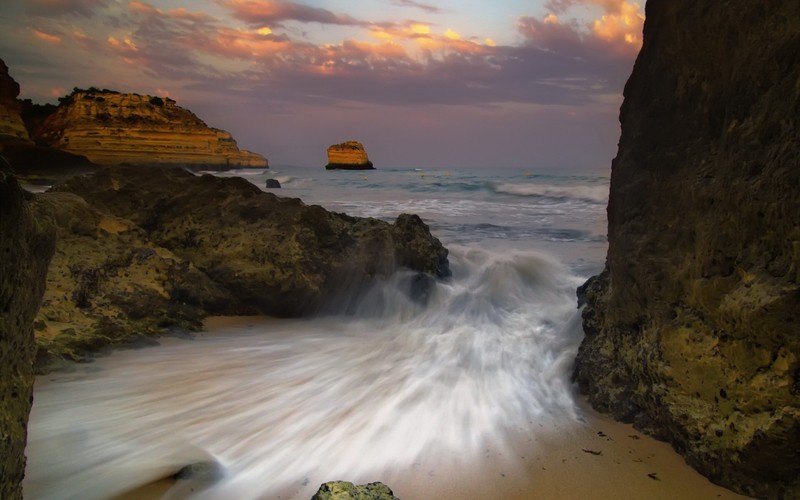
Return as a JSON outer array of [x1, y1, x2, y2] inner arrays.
[[100, 316, 746, 500]]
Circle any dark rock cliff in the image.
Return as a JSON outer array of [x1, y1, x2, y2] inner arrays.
[[33, 166, 449, 369], [0, 170, 55, 498], [574, 2, 799, 498]]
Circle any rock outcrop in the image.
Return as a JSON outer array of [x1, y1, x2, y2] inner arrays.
[[0, 59, 29, 142], [574, 2, 799, 499], [325, 140, 374, 170], [0, 169, 55, 498], [311, 481, 398, 500], [33, 166, 449, 369], [33, 89, 267, 170]]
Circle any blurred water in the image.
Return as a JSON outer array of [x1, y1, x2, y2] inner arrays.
[[25, 166, 609, 499]]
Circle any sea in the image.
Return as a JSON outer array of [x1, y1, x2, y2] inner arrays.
[[24, 165, 611, 499]]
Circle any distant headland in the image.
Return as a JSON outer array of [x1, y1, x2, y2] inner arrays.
[[0, 58, 267, 173]]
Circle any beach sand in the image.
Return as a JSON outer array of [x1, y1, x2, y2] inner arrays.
[[108, 317, 747, 500]]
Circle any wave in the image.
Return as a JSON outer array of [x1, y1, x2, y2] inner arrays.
[[492, 182, 608, 203], [24, 246, 586, 499]]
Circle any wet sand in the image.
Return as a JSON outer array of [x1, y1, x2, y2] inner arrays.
[[108, 316, 747, 500]]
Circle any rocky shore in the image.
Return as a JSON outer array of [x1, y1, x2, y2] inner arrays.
[[32, 165, 449, 371], [574, 1, 799, 498]]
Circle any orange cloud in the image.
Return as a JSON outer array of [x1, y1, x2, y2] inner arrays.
[[32, 29, 62, 44], [591, 1, 643, 47]]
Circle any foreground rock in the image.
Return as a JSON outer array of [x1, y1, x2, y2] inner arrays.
[[0, 170, 55, 498], [325, 141, 374, 170], [574, 2, 799, 499], [34, 166, 449, 369], [311, 481, 397, 500], [33, 89, 267, 170]]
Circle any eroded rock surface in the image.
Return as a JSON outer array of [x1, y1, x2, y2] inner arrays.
[[34, 166, 448, 369], [0, 170, 55, 498], [0, 58, 29, 142], [574, 2, 799, 498], [325, 140, 374, 170], [34, 89, 267, 169], [311, 481, 398, 500]]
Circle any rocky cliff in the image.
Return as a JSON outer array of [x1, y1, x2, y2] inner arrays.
[[325, 140, 374, 170], [0, 169, 55, 498], [33, 166, 449, 369], [34, 90, 267, 169], [0, 59, 29, 142], [574, 1, 799, 499]]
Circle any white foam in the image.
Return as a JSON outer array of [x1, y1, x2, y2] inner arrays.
[[25, 246, 585, 499]]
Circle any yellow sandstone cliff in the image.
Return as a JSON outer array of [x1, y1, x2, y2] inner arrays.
[[0, 59, 30, 142], [325, 140, 373, 170], [34, 90, 267, 169]]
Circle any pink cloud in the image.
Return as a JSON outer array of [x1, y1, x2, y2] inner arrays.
[[220, 0, 367, 27], [32, 28, 63, 44]]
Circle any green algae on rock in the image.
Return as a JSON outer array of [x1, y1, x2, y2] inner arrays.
[[574, 1, 799, 499], [0, 170, 55, 498], [34, 165, 449, 371], [311, 481, 398, 500]]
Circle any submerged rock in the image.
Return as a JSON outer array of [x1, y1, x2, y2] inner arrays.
[[311, 481, 398, 500], [325, 140, 374, 170], [34, 165, 448, 370], [33, 89, 267, 170], [0, 169, 55, 498], [574, 2, 800, 498]]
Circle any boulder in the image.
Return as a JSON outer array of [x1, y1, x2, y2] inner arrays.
[[325, 141, 374, 170], [266, 178, 281, 188], [33, 89, 267, 170], [34, 166, 449, 370], [311, 481, 398, 500], [574, 2, 800, 498], [0, 168, 55, 498]]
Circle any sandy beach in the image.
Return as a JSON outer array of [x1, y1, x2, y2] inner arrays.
[[100, 316, 749, 500]]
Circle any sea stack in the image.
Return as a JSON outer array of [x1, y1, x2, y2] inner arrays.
[[33, 89, 268, 170], [325, 140, 374, 170], [574, 1, 799, 498]]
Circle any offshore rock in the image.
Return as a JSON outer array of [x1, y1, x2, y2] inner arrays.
[[33, 89, 267, 170], [311, 481, 398, 500], [574, 2, 800, 499], [34, 166, 448, 369], [325, 140, 374, 170], [0, 169, 55, 498]]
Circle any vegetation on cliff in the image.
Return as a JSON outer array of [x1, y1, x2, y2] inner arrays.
[[574, 2, 799, 498]]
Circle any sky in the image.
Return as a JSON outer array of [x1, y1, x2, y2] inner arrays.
[[0, 0, 644, 169]]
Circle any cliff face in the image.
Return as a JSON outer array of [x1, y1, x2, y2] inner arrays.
[[34, 166, 449, 369], [34, 90, 267, 169], [0, 59, 30, 142], [0, 170, 55, 498], [574, 2, 799, 498], [325, 140, 374, 170]]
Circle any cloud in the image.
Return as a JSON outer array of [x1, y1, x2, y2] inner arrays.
[[541, 0, 644, 49], [32, 28, 63, 44], [220, 0, 367, 27], [391, 0, 445, 14], [25, 0, 108, 18]]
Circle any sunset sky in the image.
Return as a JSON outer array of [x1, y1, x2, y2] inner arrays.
[[0, 0, 644, 169]]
